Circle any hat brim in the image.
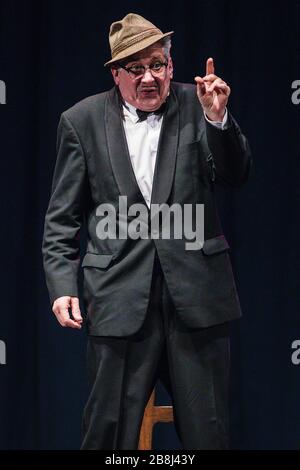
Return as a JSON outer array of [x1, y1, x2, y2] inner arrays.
[[104, 31, 174, 66]]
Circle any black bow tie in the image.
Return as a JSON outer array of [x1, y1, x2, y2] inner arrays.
[[136, 102, 167, 122]]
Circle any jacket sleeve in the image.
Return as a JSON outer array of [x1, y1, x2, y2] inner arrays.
[[42, 113, 88, 306], [205, 113, 252, 187]]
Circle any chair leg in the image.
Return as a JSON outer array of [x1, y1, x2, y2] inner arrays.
[[138, 388, 174, 450]]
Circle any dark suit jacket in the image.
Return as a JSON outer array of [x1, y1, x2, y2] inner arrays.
[[42, 82, 251, 336]]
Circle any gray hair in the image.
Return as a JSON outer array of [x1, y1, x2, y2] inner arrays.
[[158, 36, 172, 59]]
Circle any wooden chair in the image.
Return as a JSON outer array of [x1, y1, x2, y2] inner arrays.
[[138, 388, 174, 450]]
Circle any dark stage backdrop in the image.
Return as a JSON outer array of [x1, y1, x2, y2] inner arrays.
[[0, 0, 299, 450]]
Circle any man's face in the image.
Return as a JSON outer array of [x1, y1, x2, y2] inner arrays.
[[111, 43, 173, 111]]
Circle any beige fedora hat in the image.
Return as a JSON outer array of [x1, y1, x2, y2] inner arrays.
[[104, 13, 174, 66]]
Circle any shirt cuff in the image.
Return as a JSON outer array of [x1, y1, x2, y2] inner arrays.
[[205, 108, 229, 130]]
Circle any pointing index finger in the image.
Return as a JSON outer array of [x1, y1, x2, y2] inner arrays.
[[206, 57, 215, 76]]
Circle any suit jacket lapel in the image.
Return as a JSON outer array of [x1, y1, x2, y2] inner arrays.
[[150, 85, 179, 205], [105, 87, 146, 207]]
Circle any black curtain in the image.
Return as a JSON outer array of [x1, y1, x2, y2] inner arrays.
[[0, 0, 299, 450]]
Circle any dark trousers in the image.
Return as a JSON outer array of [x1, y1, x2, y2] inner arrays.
[[81, 253, 230, 450]]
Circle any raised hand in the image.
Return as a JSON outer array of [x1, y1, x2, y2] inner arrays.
[[194, 58, 230, 122]]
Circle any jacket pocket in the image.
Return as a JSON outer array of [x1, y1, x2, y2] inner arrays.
[[202, 235, 230, 255], [81, 253, 114, 269]]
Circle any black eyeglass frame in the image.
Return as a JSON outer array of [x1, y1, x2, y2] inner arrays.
[[117, 60, 169, 78]]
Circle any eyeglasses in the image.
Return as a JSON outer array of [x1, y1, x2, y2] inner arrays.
[[118, 60, 168, 79]]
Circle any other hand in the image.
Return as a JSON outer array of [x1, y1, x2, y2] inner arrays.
[[52, 296, 83, 329]]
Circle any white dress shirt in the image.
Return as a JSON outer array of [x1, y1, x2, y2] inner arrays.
[[122, 101, 228, 207]]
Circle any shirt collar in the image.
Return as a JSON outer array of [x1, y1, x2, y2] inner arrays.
[[122, 98, 168, 124], [122, 101, 140, 124]]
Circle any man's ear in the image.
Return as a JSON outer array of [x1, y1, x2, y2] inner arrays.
[[111, 67, 120, 85], [168, 57, 174, 79]]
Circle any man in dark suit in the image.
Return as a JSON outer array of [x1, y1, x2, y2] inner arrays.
[[42, 13, 251, 449]]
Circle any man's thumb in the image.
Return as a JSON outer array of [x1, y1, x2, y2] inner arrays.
[[70, 297, 83, 322]]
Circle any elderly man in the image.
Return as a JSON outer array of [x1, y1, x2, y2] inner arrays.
[[42, 13, 251, 449]]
